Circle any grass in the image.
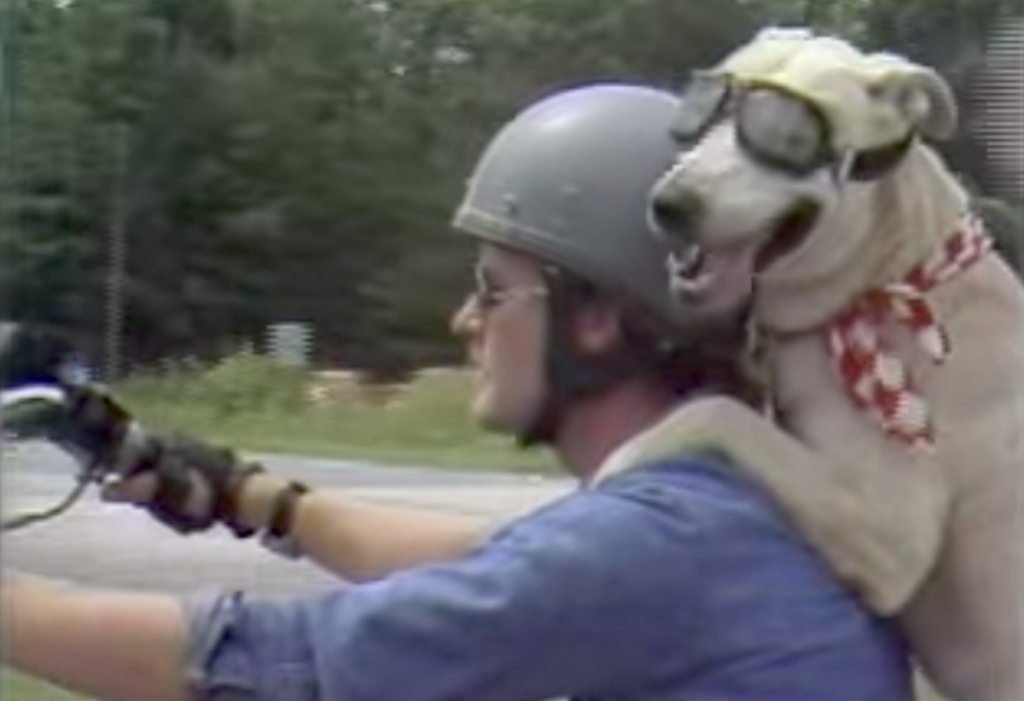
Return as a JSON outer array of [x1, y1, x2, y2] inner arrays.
[[114, 353, 555, 473], [1, 671, 89, 701]]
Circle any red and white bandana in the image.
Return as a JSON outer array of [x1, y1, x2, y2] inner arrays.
[[826, 214, 993, 449]]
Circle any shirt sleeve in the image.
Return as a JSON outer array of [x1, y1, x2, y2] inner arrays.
[[181, 485, 702, 701]]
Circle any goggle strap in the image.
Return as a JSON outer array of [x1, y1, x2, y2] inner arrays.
[[834, 150, 856, 184], [847, 132, 916, 181]]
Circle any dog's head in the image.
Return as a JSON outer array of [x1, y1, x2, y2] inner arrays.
[[648, 28, 958, 322]]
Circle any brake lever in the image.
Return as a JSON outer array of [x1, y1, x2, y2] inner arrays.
[[1, 382, 151, 531], [0, 321, 160, 530]]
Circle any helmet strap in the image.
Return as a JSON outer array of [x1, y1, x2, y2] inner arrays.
[[514, 275, 764, 449], [515, 269, 669, 448]]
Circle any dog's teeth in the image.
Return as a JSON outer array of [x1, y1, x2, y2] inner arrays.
[[669, 246, 705, 279], [686, 247, 705, 272]]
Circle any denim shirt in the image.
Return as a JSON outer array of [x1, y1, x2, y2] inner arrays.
[[183, 455, 911, 701]]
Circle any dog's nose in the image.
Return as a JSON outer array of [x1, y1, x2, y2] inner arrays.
[[649, 184, 703, 238]]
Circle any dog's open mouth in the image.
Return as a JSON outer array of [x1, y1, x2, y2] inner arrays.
[[753, 198, 821, 272], [668, 243, 756, 301], [669, 246, 721, 296], [667, 198, 820, 303]]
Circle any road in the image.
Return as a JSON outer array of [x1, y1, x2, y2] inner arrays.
[[1, 441, 571, 596]]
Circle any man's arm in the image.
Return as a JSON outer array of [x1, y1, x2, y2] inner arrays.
[[2, 573, 190, 701], [233, 473, 493, 581], [180, 487, 693, 701], [6, 483, 690, 701], [103, 450, 499, 583]]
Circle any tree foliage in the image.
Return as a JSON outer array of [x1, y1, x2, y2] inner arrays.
[[2, 0, 1020, 374]]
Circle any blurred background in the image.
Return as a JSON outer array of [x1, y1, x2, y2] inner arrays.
[[2, 0, 1021, 380], [0, 3, 1021, 700], [2, 0, 1023, 492]]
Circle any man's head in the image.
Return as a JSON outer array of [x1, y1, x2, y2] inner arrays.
[[448, 84, 755, 448]]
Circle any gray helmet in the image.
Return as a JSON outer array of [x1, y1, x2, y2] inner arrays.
[[452, 83, 684, 329]]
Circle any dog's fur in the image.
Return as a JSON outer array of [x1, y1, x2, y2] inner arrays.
[[595, 29, 1024, 701]]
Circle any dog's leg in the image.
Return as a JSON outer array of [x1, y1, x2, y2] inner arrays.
[[597, 395, 951, 613]]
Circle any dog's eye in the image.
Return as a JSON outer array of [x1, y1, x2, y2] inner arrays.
[[737, 89, 828, 172]]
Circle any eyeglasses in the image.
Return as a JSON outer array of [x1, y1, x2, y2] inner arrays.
[[470, 266, 548, 312]]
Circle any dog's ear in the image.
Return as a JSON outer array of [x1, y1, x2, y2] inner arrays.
[[863, 54, 959, 141]]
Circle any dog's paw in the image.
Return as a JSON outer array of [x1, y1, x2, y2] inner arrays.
[[593, 395, 760, 483], [667, 395, 772, 443]]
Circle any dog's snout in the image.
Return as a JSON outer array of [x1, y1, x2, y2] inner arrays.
[[649, 184, 703, 238]]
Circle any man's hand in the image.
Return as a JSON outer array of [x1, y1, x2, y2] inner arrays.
[[101, 434, 265, 537]]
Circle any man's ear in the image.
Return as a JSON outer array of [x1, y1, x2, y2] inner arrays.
[[573, 301, 625, 354], [863, 53, 959, 141]]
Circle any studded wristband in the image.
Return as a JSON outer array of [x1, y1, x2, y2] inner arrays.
[[260, 481, 310, 558]]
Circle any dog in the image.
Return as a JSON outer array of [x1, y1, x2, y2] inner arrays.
[[594, 28, 1024, 701]]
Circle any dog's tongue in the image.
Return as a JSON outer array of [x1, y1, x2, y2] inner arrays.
[[669, 245, 757, 315]]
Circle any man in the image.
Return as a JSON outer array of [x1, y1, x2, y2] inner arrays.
[[2, 83, 912, 701]]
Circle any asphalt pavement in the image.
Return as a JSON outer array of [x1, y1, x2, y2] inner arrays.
[[1, 441, 571, 595]]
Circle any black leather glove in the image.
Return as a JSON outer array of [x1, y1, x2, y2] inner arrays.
[[107, 433, 266, 536]]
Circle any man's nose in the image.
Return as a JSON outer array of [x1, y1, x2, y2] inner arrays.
[[649, 181, 704, 239], [450, 296, 482, 338]]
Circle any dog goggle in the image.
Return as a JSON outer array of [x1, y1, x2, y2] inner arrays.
[[671, 72, 915, 181]]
